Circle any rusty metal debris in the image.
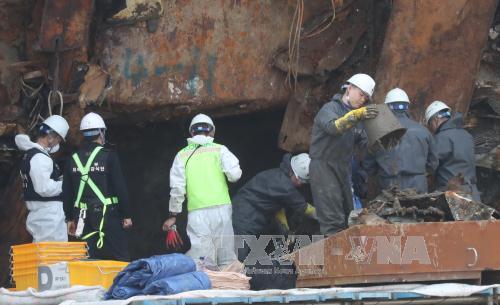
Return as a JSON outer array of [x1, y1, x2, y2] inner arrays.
[[78, 64, 111, 108], [476, 145, 500, 171], [108, 0, 163, 24], [0, 122, 17, 137], [445, 191, 496, 221], [360, 188, 449, 224], [373, 0, 497, 122], [37, 0, 95, 51], [350, 186, 497, 226], [274, 0, 363, 78], [348, 208, 389, 226]]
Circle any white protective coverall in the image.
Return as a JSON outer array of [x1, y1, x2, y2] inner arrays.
[[169, 135, 242, 267], [15, 134, 67, 242]]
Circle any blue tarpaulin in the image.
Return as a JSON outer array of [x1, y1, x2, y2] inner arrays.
[[106, 254, 207, 299], [142, 271, 211, 295]]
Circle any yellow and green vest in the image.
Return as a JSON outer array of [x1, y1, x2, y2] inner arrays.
[[179, 142, 231, 211]]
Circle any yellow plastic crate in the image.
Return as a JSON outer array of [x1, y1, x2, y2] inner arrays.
[[11, 264, 37, 276], [11, 242, 87, 256], [68, 260, 128, 289], [12, 271, 37, 290], [10, 242, 89, 290], [11, 252, 88, 264], [11, 261, 76, 276]]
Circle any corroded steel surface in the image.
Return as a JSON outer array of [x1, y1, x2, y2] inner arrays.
[[37, 0, 95, 51], [373, 0, 497, 122], [292, 220, 500, 287], [0, 1, 30, 118], [94, 1, 299, 120]]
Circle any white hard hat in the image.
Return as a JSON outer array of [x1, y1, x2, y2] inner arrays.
[[189, 114, 214, 130], [291, 153, 311, 182], [347, 73, 376, 98], [43, 115, 69, 140], [385, 88, 410, 104], [424, 100, 450, 124], [80, 112, 106, 131]]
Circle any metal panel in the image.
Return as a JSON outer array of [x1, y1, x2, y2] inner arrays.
[[292, 221, 500, 287], [94, 0, 297, 121], [37, 0, 95, 51], [373, 0, 497, 122]]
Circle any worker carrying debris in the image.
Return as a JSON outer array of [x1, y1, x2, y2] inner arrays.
[[162, 114, 242, 267], [64, 112, 133, 261], [425, 101, 481, 201], [232, 153, 317, 262], [309, 73, 379, 236], [363, 88, 438, 193], [15, 115, 70, 242]]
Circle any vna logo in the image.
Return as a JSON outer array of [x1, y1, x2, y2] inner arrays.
[[345, 236, 431, 265]]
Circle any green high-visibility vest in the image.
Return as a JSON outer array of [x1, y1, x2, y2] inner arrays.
[[179, 142, 231, 211]]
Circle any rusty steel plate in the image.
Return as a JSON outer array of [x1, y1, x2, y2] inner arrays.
[[373, 0, 497, 122], [292, 220, 500, 287], [94, 1, 300, 121], [38, 0, 95, 51]]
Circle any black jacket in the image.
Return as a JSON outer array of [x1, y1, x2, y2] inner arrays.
[[363, 111, 438, 193], [232, 154, 308, 235], [309, 94, 367, 165], [434, 114, 478, 192], [63, 142, 131, 220]]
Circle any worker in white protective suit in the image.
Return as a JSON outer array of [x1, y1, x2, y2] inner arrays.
[[162, 114, 242, 267], [16, 115, 70, 242]]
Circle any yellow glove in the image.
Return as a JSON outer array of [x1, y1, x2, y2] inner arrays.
[[304, 203, 317, 220], [334, 105, 378, 132], [275, 209, 289, 232]]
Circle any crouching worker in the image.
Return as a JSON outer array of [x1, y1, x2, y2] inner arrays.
[[162, 114, 242, 268], [64, 112, 132, 261], [17, 115, 70, 242], [232, 153, 317, 263]]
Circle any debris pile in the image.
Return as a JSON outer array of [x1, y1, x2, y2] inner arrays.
[[349, 186, 497, 226]]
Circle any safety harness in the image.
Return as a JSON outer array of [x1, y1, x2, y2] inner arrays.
[[72, 146, 118, 248]]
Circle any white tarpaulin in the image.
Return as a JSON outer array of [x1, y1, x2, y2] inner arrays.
[[0, 286, 104, 305], [57, 283, 500, 305]]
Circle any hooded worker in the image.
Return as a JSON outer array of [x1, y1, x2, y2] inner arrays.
[[16, 115, 69, 242], [363, 88, 438, 193], [309, 73, 379, 236], [163, 114, 242, 267], [63, 112, 132, 261], [424, 101, 480, 201], [232, 153, 317, 262]]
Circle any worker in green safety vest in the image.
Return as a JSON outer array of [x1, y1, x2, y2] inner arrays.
[[63, 112, 133, 261], [162, 113, 242, 268]]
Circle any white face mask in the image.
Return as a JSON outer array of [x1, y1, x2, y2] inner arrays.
[[47, 143, 60, 154], [45, 134, 61, 154]]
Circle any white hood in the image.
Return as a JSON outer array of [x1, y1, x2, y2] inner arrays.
[[15, 134, 40, 151], [15, 134, 58, 154], [187, 135, 214, 146]]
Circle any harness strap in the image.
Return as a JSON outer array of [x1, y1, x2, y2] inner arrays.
[[72, 146, 118, 249]]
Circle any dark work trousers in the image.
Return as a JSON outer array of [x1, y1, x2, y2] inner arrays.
[[310, 159, 353, 236], [82, 204, 130, 261]]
